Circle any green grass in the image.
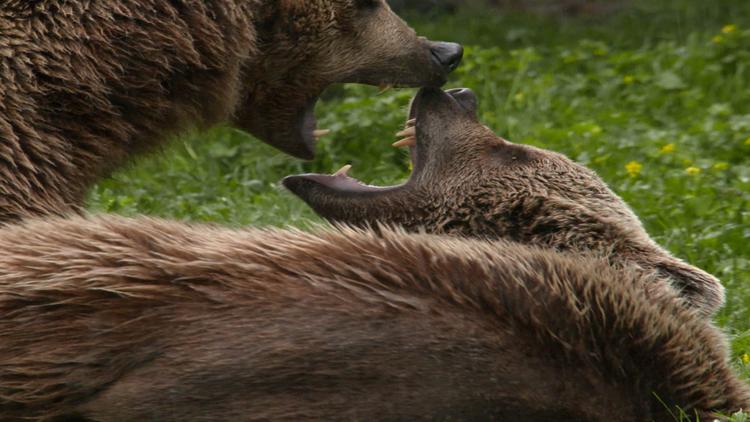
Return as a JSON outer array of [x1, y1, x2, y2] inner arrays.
[[89, 0, 750, 392]]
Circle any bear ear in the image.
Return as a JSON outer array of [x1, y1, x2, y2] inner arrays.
[[654, 257, 725, 317]]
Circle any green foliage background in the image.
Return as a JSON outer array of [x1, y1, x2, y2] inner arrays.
[[89, 0, 750, 387]]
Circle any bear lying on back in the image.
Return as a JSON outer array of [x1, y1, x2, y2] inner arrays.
[[0, 0, 462, 223], [286, 87, 725, 317]]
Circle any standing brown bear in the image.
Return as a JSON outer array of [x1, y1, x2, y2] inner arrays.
[[0, 0, 462, 223], [285, 87, 725, 317]]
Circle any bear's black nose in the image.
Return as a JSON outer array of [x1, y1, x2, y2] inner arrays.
[[430, 42, 464, 73]]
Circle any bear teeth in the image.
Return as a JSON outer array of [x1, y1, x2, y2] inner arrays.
[[333, 164, 352, 177], [393, 125, 417, 148], [396, 127, 416, 138], [392, 137, 416, 148], [313, 129, 331, 139]]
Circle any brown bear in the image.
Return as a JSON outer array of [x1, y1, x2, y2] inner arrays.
[[284, 87, 725, 317], [0, 216, 748, 421], [0, 0, 462, 223]]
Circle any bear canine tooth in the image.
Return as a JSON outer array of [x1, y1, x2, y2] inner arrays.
[[313, 129, 331, 138], [392, 137, 416, 148], [396, 127, 416, 138], [333, 164, 352, 177]]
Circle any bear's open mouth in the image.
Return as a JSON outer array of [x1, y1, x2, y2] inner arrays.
[[300, 83, 420, 166], [284, 92, 423, 195]]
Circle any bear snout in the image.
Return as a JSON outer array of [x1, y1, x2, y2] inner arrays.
[[429, 42, 464, 73]]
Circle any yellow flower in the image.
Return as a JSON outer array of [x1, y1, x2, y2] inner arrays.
[[622, 75, 635, 85], [743, 353, 750, 365], [686, 166, 701, 176], [625, 161, 642, 178], [745, 137, 750, 146], [713, 162, 729, 171], [660, 143, 675, 154], [722, 24, 737, 34], [712, 35, 724, 44]]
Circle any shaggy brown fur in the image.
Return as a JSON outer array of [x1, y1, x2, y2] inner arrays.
[[0, 0, 461, 223], [285, 88, 724, 317], [0, 215, 748, 421]]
